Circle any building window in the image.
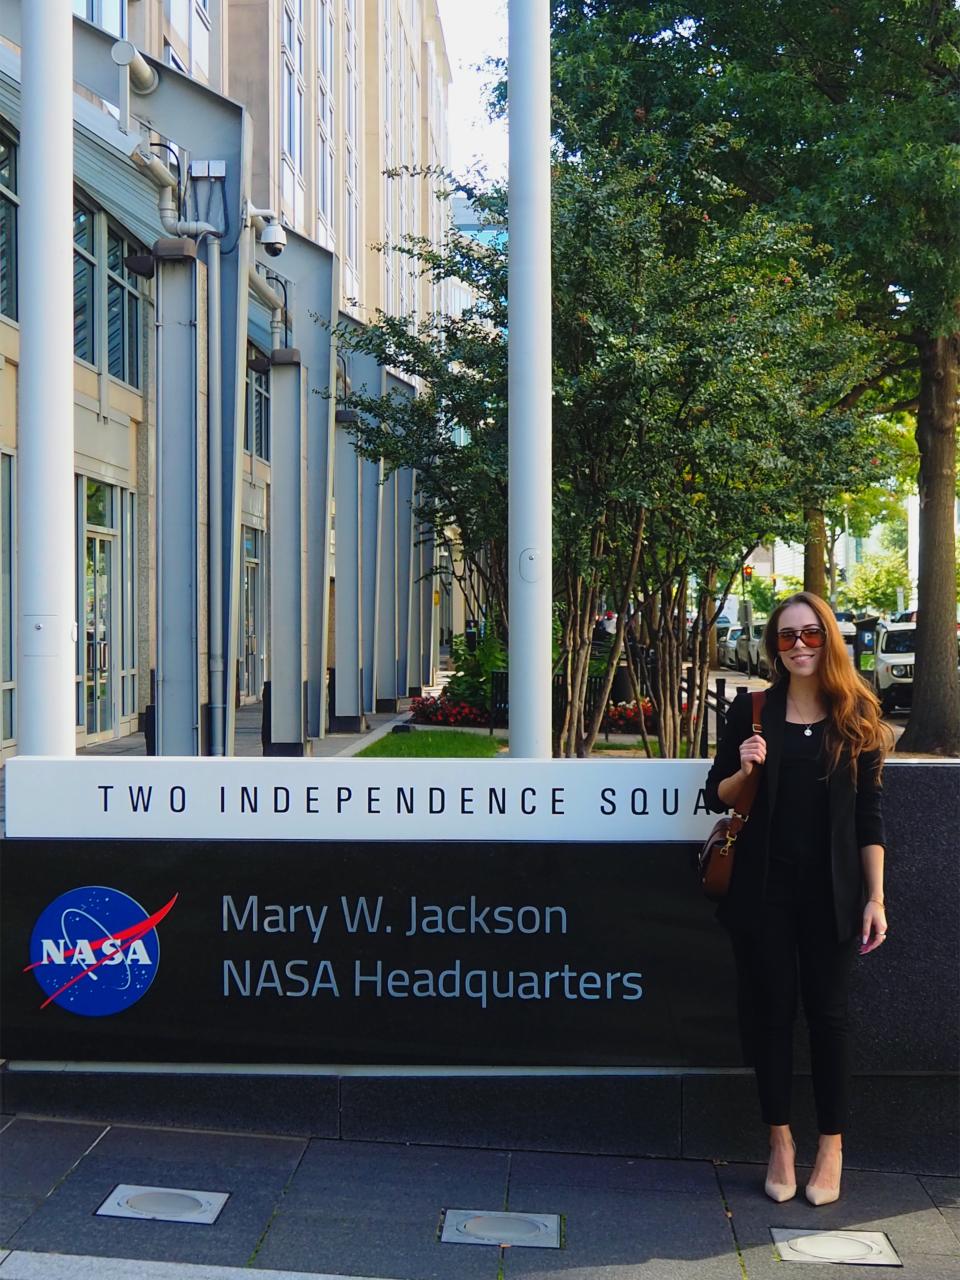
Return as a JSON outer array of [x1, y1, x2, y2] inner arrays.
[[73, 201, 96, 365], [245, 346, 271, 461], [0, 132, 17, 322], [316, 0, 335, 243], [73, 0, 125, 36], [166, 0, 210, 79], [281, 1, 305, 225], [0, 451, 14, 745], [107, 224, 142, 388], [344, 0, 362, 301], [74, 199, 144, 386]]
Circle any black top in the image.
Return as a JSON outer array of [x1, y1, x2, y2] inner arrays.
[[703, 683, 886, 942], [767, 720, 831, 903]]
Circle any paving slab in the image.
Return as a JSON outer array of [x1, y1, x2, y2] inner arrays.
[[0, 1119, 107, 1200], [0, 1201, 36, 1243], [280, 1140, 508, 1213], [718, 1161, 960, 1256], [500, 1184, 741, 1279], [0, 1253, 394, 1279], [91, 1125, 307, 1172], [252, 1204, 501, 1279], [508, 1151, 718, 1195], [923, 1177, 960, 1210], [740, 1239, 960, 1280], [4, 1156, 288, 1268], [253, 1140, 507, 1279]]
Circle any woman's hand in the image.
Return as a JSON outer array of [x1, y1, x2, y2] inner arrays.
[[738, 732, 767, 777], [860, 899, 888, 955]]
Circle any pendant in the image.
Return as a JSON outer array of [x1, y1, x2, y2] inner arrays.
[[804, 727, 813, 737]]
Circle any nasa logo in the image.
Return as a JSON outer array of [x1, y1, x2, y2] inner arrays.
[[26, 887, 178, 1017]]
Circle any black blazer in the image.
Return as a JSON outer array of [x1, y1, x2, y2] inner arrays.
[[703, 680, 886, 942]]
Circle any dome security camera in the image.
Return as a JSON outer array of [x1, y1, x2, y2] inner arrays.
[[261, 219, 287, 257]]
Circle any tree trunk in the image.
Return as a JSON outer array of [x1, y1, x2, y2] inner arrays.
[[898, 333, 960, 756], [803, 507, 827, 599]]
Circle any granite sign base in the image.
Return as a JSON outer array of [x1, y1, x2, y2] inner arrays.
[[2, 1066, 955, 1178]]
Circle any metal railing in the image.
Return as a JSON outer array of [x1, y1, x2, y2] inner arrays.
[[487, 666, 748, 755]]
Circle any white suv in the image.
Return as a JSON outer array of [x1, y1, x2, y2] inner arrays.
[[874, 623, 916, 716]]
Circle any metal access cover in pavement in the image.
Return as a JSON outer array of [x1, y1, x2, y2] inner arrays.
[[771, 1228, 902, 1266], [441, 1209, 561, 1248], [96, 1184, 230, 1224]]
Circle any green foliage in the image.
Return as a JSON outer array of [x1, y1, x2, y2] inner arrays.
[[840, 551, 912, 614], [444, 630, 507, 708], [744, 576, 777, 617]]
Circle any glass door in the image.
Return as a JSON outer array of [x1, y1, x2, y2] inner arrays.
[[242, 555, 260, 700], [85, 534, 114, 736]]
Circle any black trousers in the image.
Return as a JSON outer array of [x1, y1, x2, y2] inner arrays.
[[728, 891, 858, 1135]]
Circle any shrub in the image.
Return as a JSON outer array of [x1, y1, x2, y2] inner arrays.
[[605, 699, 655, 733], [409, 695, 489, 728], [444, 630, 507, 708]]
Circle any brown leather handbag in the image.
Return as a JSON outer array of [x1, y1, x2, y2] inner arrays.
[[699, 690, 766, 900]]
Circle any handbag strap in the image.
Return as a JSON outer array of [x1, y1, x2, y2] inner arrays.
[[726, 689, 767, 834]]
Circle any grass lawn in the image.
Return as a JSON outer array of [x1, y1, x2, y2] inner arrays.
[[357, 729, 504, 758], [591, 739, 691, 758]]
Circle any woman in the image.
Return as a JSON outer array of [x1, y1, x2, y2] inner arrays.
[[704, 592, 891, 1206]]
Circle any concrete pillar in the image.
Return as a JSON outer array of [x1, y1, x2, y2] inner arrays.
[[419, 524, 437, 692], [17, 2, 75, 756], [508, 0, 553, 757], [332, 426, 364, 731], [267, 349, 306, 753], [360, 455, 382, 715], [396, 468, 416, 695], [376, 471, 399, 710], [154, 239, 203, 754]]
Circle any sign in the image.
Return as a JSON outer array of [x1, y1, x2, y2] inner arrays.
[[4, 758, 719, 842], [0, 838, 740, 1067]]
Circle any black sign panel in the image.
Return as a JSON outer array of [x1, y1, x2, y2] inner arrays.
[[1, 839, 741, 1066]]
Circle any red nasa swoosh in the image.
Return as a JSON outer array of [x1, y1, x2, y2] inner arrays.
[[24, 894, 178, 1010]]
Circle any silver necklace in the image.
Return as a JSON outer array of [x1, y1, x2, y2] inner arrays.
[[788, 699, 818, 737]]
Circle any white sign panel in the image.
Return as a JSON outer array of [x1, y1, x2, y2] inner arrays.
[[4, 757, 718, 842]]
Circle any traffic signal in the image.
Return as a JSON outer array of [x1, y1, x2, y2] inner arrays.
[[743, 565, 754, 580]]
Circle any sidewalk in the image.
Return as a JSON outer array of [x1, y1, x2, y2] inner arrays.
[[0, 1114, 957, 1279]]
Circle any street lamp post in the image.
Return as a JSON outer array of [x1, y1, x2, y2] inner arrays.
[[508, 0, 553, 758], [18, 3, 76, 756]]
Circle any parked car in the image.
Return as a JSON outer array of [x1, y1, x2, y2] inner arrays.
[[719, 626, 743, 669], [836, 618, 856, 663], [874, 622, 916, 715], [735, 622, 766, 675]]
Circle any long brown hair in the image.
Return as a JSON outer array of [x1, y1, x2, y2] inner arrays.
[[763, 592, 893, 777]]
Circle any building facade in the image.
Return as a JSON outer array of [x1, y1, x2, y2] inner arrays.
[[0, 1, 452, 758]]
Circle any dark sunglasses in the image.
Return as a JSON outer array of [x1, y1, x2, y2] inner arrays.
[[776, 626, 826, 652]]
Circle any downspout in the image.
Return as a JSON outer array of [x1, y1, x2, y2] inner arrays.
[[247, 265, 285, 346]]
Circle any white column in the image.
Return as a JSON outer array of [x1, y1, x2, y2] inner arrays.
[[508, 0, 553, 758], [18, 4, 76, 756]]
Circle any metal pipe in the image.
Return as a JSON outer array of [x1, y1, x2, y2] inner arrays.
[[248, 265, 283, 313], [111, 40, 159, 95], [130, 147, 217, 239], [207, 236, 225, 755], [18, 2, 75, 756], [507, 0, 553, 758]]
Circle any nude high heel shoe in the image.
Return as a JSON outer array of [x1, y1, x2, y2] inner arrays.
[[764, 1140, 797, 1203], [805, 1149, 842, 1206]]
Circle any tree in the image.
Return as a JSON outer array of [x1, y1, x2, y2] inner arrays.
[[841, 551, 912, 615], [551, 0, 960, 753], [330, 165, 890, 757]]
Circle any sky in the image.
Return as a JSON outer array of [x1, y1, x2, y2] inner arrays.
[[435, 0, 509, 179]]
